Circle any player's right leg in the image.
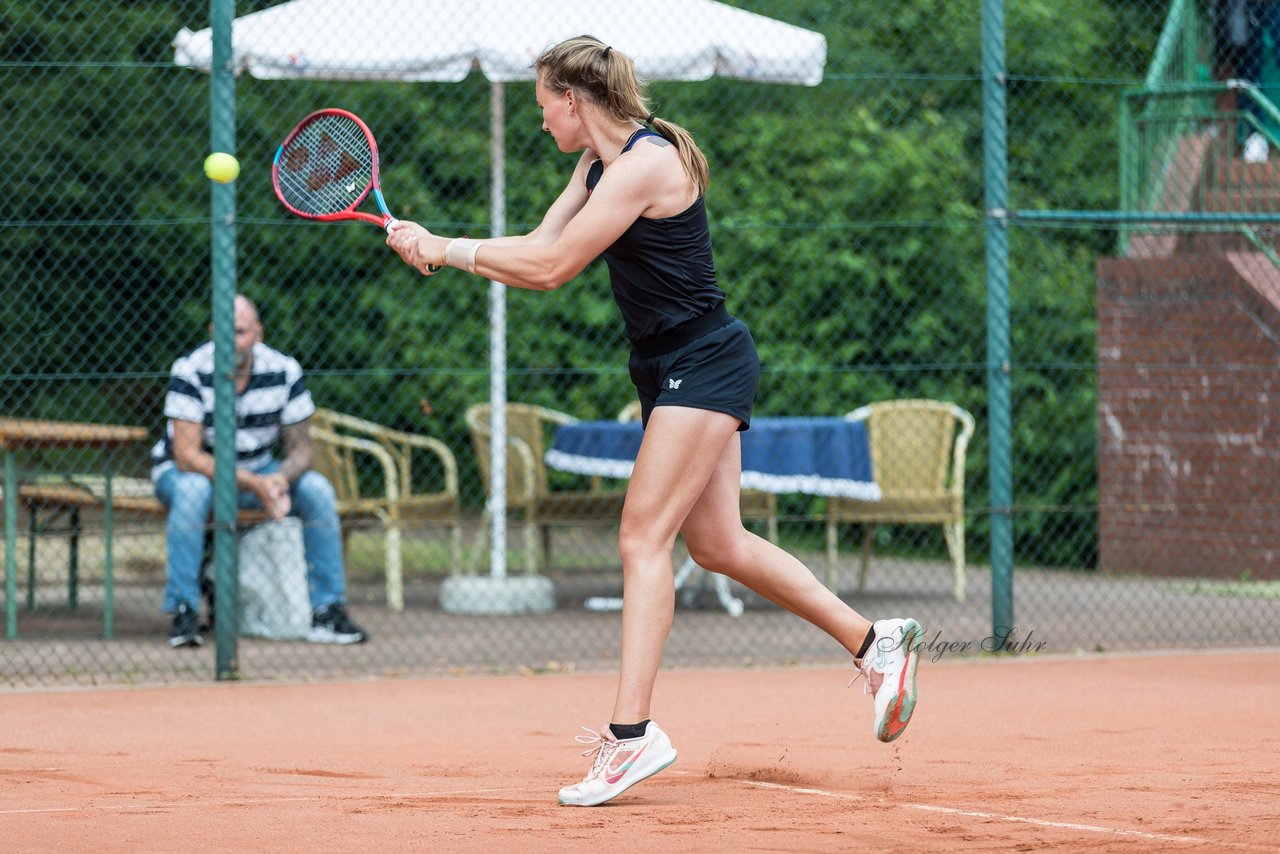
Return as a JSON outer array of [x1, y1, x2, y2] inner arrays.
[[558, 721, 679, 807], [559, 407, 740, 806]]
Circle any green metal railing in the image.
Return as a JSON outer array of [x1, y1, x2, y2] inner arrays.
[[1119, 81, 1280, 253], [1144, 0, 1203, 91], [1119, 0, 1206, 252], [1117, 0, 1280, 254]]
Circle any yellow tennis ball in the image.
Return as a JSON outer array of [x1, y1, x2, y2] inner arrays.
[[203, 152, 240, 184]]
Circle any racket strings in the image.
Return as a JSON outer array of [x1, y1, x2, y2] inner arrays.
[[276, 116, 375, 216]]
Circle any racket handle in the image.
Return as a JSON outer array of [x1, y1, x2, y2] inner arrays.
[[385, 216, 440, 273]]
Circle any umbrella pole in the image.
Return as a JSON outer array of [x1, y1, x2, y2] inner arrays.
[[488, 80, 508, 581], [442, 82, 552, 615]]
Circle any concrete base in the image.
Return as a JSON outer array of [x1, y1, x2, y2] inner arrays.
[[439, 575, 556, 615]]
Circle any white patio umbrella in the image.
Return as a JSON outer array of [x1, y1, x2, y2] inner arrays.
[[174, 0, 826, 599]]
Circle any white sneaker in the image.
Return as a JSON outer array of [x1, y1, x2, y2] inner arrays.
[[1244, 133, 1269, 164], [855, 618, 923, 743], [558, 721, 678, 806]]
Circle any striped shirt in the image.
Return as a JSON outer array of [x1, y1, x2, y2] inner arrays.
[[150, 341, 315, 481]]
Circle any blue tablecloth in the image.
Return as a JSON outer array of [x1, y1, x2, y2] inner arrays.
[[545, 416, 880, 501]]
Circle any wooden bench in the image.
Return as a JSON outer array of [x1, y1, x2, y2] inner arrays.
[[18, 478, 268, 633], [14, 408, 464, 623], [20, 481, 164, 516]]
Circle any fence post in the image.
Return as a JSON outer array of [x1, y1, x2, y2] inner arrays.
[[210, 0, 239, 680], [982, 0, 1015, 640]]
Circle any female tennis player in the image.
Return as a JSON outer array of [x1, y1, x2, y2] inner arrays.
[[386, 35, 923, 808]]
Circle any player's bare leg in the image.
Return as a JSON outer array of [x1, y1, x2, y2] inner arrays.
[[681, 429, 922, 743], [611, 406, 742, 723], [559, 406, 735, 807], [680, 438, 873, 651]]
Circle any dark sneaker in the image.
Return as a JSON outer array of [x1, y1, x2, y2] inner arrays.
[[307, 603, 368, 645], [199, 569, 216, 632], [168, 603, 204, 649]]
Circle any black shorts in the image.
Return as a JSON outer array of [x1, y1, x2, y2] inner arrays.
[[628, 315, 761, 431]]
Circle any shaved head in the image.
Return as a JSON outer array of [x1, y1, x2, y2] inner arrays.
[[231, 293, 263, 371], [234, 293, 260, 326]]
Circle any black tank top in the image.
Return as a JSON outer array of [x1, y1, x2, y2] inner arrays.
[[586, 128, 726, 343]]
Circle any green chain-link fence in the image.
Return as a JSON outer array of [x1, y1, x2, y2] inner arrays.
[[3, 0, 1278, 688]]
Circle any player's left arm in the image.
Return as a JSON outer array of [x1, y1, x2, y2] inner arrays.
[[481, 151, 596, 249], [387, 152, 593, 271], [389, 147, 671, 288], [468, 149, 669, 290]]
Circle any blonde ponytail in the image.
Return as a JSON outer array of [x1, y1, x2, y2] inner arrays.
[[535, 35, 709, 195]]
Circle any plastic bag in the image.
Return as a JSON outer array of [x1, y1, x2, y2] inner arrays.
[[238, 518, 311, 640]]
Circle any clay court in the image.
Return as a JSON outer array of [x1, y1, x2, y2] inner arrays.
[[4, 649, 1276, 852]]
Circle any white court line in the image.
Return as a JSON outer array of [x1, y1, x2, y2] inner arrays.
[[740, 780, 1274, 851], [904, 802, 1206, 846], [7, 778, 1275, 852], [742, 781, 864, 801], [0, 786, 536, 817]]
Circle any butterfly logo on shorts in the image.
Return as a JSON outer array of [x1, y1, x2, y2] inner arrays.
[[667, 378, 683, 389]]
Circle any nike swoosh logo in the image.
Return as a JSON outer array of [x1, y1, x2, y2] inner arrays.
[[897, 639, 916, 693], [884, 695, 909, 739], [604, 741, 650, 784]]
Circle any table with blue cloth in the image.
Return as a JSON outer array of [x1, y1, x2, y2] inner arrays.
[[545, 416, 879, 615]]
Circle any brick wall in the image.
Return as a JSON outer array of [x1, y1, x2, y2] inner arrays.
[[1096, 253, 1280, 579]]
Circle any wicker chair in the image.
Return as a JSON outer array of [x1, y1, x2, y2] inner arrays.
[[309, 408, 462, 610], [465, 402, 626, 573], [615, 400, 778, 542], [824, 400, 974, 602]]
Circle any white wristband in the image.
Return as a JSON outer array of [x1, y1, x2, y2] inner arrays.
[[444, 238, 481, 274]]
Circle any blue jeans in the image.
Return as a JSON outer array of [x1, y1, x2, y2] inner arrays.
[[154, 461, 347, 613]]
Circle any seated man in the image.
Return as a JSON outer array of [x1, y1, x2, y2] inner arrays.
[[151, 294, 368, 648]]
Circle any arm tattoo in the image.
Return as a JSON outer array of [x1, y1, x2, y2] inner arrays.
[[278, 420, 314, 483]]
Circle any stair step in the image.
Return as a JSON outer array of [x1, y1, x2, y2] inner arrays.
[[1209, 158, 1280, 188], [1201, 189, 1280, 212]]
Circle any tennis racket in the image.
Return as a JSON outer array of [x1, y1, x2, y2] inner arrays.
[[272, 108, 400, 232]]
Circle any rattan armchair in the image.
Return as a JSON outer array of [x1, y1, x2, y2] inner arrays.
[[310, 408, 462, 610], [824, 399, 974, 602], [465, 402, 626, 573]]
